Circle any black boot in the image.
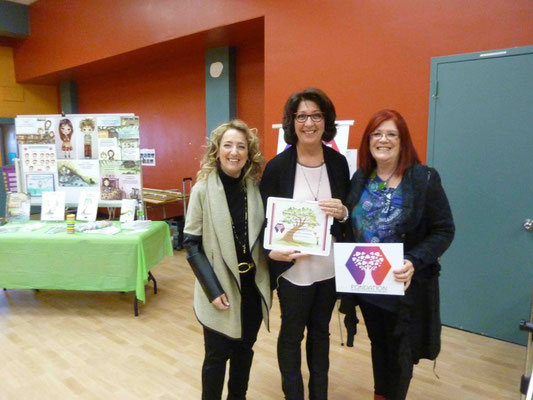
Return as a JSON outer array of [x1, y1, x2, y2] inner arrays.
[[343, 309, 358, 347]]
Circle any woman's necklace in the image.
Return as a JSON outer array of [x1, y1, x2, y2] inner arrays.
[[230, 190, 248, 255], [371, 168, 397, 190], [299, 161, 324, 201]]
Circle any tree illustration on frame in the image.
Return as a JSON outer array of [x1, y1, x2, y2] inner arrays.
[[281, 207, 319, 243]]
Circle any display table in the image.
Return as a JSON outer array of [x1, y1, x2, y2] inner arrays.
[[143, 187, 187, 219], [0, 221, 173, 315]]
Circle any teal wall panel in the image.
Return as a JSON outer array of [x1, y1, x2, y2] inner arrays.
[[205, 47, 236, 137], [59, 81, 79, 114]]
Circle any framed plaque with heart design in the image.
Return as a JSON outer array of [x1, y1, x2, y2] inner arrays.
[[334, 243, 404, 295]]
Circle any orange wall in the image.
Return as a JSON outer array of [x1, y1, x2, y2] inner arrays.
[[12, 0, 533, 166]]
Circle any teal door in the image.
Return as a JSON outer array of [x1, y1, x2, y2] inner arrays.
[[427, 46, 533, 344]]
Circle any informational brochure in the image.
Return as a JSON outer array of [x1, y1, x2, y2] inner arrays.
[[84, 226, 121, 235], [119, 198, 137, 222], [334, 243, 405, 296], [76, 191, 99, 221], [120, 139, 140, 161], [100, 160, 141, 201], [26, 173, 55, 197], [140, 148, 156, 166], [58, 160, 99, 188], [41, 191, 66, 221], [45, 226, 66, 234], [0, 226, 20, 234], [15, 117, 57, 144], [263, 197, 333, 256], [20, 144, 57, 174], [5, 192, 31, 223], [116, 116, 139, 139], [97, 138, 121, 161], [1, 165, 18, 193]]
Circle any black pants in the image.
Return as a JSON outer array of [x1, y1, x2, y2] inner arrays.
[[201, 271, 263, 400], [277, 277, 337, 400], [360, 302, 412, 400]]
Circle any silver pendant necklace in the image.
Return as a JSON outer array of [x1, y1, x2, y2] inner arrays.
[[300, 162, 324, 201]]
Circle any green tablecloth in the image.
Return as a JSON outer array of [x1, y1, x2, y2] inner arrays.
[[0, 221, 173, 302]]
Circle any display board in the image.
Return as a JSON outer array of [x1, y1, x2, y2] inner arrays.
[[14, 114, 142, 207]]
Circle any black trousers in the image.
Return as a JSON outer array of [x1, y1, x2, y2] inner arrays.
[[201, 271, 263, 400], [360, 301, 412, 400], [277, 277, 337, 400]]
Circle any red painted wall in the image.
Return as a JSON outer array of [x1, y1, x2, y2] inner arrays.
[[12, 0, 533, 194], [260, 0, 533, 158], [74, 21, 264, 219]]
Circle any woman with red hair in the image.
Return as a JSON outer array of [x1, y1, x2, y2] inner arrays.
[[343, 109, 455, 399]]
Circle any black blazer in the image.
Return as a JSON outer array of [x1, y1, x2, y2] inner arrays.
[[260, 144, 351, 288], [346, 163, 455, 277]]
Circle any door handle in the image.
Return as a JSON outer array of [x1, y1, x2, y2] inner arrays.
[[524, 219, 533, 231]]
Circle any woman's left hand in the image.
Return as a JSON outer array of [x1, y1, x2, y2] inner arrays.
[[318, 198, 347, 221], [393, 260, 415, 291]]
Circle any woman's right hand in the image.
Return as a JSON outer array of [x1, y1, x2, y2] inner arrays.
[[211, 293, 230, 310], [268, 248, 309, 263]]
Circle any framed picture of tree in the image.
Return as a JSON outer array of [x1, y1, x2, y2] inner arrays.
[[263, 197, 333, 256]]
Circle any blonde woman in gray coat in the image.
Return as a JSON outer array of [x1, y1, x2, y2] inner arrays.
[[183, 120, 271, 400]]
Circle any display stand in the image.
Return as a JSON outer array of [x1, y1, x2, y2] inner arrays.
[[14, 113, 143, 215]]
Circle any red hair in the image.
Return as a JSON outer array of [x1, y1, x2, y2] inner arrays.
[[358, 109, 420, 176]]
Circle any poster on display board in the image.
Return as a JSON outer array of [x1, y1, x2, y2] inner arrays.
[[14, 113, 143, 208]]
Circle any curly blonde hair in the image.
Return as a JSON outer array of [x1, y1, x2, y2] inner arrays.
[[197, 119, 264, 183]]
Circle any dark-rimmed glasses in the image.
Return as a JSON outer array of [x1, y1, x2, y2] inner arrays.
[[294, 112, 324, 123]]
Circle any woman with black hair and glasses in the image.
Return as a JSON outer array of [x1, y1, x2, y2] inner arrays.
[[260, 88, 350, 400]]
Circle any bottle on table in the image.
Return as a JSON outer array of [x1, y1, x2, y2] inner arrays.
[[136, 200, 145, 220]]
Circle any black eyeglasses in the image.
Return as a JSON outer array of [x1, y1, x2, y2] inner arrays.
[[294, 112, 324, 123]]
